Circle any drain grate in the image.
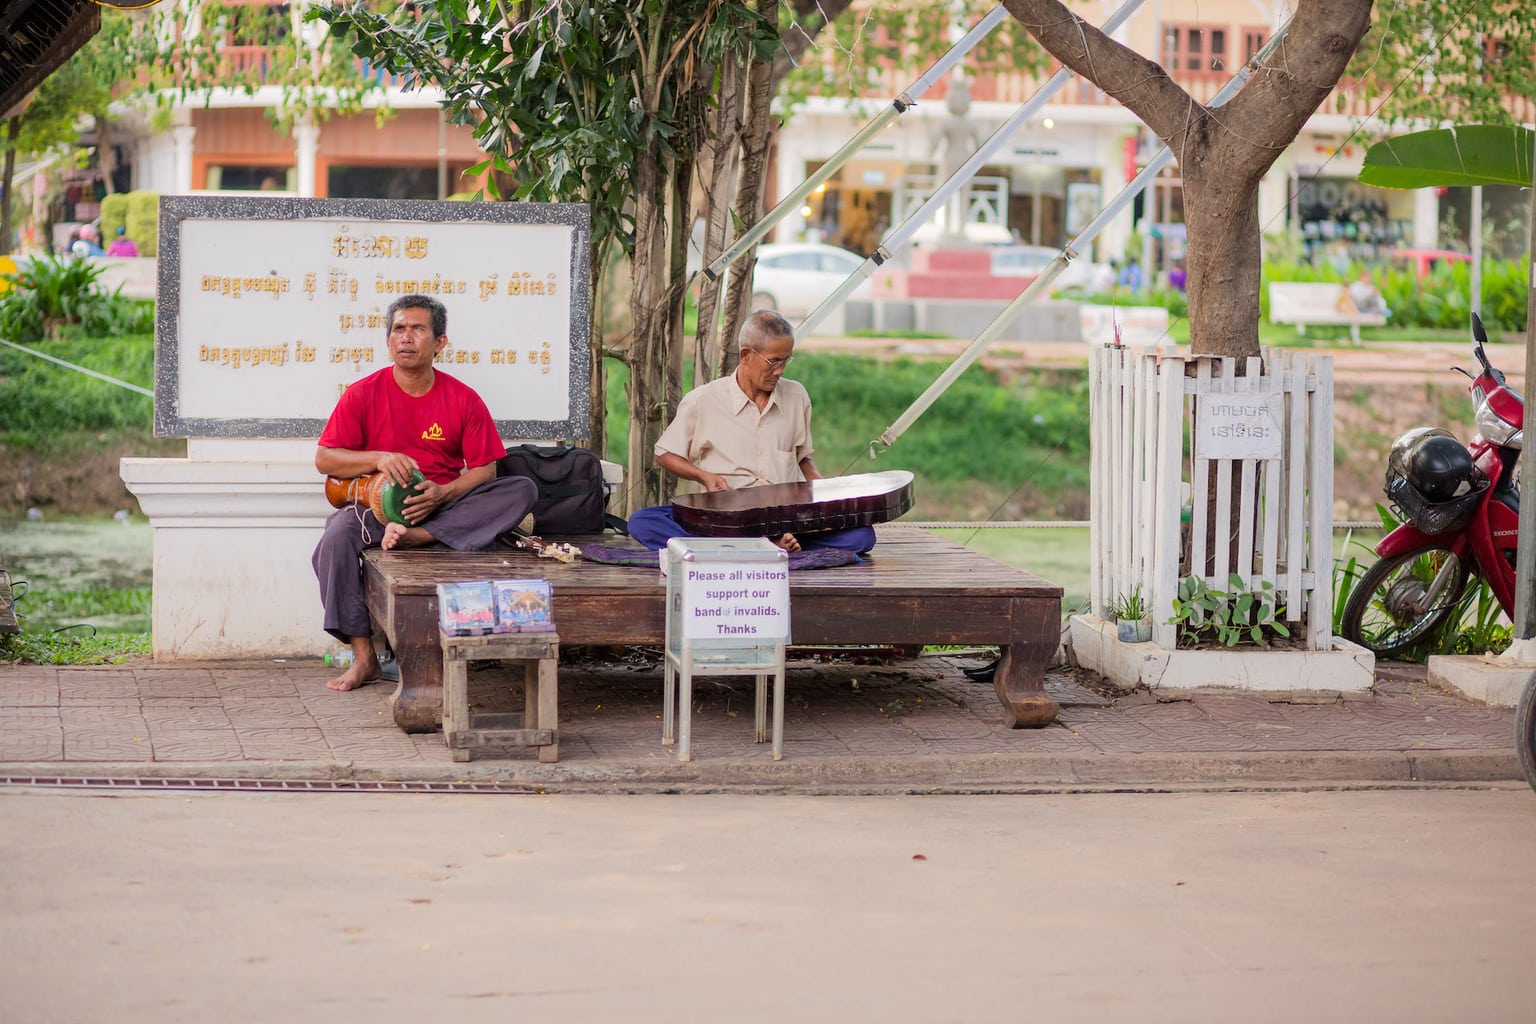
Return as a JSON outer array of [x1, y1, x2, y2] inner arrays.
[[0, 775, 540, 793]]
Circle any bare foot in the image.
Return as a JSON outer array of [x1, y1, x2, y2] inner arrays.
[[381, 522, 434, 550], [773, 532, 801, 553], [327, 651, 382, 692]]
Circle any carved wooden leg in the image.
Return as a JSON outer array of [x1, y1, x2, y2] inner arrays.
[[993, 597, 1060, 728], [388, 634, 445, 733]]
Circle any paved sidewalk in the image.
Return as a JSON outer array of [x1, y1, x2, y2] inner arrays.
[[0, 654, 1519, 791]]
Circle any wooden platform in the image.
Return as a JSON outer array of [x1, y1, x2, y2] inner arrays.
[[363, 528, 1063, 734]]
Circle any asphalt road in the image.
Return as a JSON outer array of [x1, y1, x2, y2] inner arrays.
[[3, 786, 1533, 1023]]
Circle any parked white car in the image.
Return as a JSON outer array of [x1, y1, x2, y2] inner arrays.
[[748, 242, 872, 317], [990, 245, 1114, 292]]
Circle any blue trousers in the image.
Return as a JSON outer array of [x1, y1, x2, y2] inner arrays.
[[627, 504, 875, 554]]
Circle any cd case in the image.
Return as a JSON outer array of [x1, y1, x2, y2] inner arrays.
[[436, 579, 555, 636], [493, 578, 556, 632], [436, 581, 497, 637]]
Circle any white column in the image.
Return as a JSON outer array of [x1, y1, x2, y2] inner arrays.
[[774, 137, 809, 243], [1258, 163, 1289, 240], [294, 116, 321, 197], [1413, 187, 1440, 248], [172, 123, 196, 195]]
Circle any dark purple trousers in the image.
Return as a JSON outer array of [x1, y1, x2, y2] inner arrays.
[[313, 475, 537, 642]]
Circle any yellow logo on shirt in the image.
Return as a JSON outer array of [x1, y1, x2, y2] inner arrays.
[[421, 423, 446, 441]]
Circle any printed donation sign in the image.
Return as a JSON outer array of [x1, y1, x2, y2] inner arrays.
[[1194, 394, 1284, 461], [680, 561, 790, 641]]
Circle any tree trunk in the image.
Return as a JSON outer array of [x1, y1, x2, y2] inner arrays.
[[720, 34, 778, 372], [665, 150, 692, 466], [1182, 167, 1264, 357], [623, 128, 671, 513], [587, 237, 607, 457], [1, 118, 17, 257], [998, 0, 1373, 359], [693, 56, 746, 387], [95, 114, 116, 195]]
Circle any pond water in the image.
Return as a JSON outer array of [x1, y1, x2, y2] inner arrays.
[[0, 517, 153, 633]]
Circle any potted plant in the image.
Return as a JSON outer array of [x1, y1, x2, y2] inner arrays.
[[1112, 583, 1152, 643]]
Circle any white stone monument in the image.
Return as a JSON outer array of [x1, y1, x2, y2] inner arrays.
[[122, 196, 591, 658]]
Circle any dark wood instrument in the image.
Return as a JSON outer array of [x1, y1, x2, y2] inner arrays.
[[671, 470, 914, 538]]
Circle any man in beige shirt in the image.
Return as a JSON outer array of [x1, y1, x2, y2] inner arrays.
[[626, 310, 875, 554]]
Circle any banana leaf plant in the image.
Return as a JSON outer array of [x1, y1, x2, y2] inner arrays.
[[1358, 124, 1535, 189]]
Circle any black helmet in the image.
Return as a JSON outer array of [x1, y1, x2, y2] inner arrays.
[[1388, 427, 1475, 502]]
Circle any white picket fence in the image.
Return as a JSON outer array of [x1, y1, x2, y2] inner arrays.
[[1088, 347, 1335, 650]]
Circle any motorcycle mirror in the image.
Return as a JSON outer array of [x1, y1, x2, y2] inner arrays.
[[1470, 312, 1492, 372]]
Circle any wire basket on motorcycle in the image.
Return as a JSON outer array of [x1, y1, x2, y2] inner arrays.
[[1384, 465, 1488, 534]]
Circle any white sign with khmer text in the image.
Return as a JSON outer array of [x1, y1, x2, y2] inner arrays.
[[1195, 393, 1284, 461]]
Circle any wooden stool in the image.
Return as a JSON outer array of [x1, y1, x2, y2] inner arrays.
[[441, 632, 560, 763]]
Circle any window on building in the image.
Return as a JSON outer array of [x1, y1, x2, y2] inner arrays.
[[206, 165, 293, 191], [328, 164, 444, 200], [1243, 28, 1268, 64], [1162, 24, 1228, 75]]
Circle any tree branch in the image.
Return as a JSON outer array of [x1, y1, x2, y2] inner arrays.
[[999, 0, 1196, 145]]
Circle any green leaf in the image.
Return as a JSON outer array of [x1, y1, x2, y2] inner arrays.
[[1359, 125, 1536, 189]]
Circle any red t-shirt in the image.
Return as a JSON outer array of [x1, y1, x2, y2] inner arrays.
[[318, 368, 505, 484]]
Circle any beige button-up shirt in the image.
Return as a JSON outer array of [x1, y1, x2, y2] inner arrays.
[[655, 373, 814, 491]]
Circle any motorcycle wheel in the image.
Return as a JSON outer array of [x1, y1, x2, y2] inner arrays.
[[1339, 542, 1469, 658], [1517, 671, 1536, 795]]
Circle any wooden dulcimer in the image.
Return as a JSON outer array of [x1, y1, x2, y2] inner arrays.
[[671, 469, 915, 538]]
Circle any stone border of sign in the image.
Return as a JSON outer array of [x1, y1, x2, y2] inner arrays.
[[153, 195, 592, 440]]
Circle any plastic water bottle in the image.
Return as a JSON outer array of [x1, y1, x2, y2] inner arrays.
[[324, 648, 354, 668]]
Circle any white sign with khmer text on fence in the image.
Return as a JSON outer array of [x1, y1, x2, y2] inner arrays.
[[1194, 393, 1284, 460]]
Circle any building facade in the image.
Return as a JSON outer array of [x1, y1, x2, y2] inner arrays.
[[772, 0, 1462, 278], [79, 0, 1533, 277]]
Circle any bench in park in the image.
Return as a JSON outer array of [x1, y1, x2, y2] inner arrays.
[[362, 529, 1064, 745], [1268, 281, 1387, 342]]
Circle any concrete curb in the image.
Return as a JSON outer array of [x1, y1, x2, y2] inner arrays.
[[2, 748, 1519, 793]]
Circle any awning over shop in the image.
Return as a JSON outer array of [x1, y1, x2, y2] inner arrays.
[[0, 0, 102, 119]]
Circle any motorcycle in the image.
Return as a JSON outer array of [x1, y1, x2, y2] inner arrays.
[[1340, 312, 1522, 657]]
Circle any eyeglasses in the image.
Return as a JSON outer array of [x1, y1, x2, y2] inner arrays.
[[748, 350, 793, 370]]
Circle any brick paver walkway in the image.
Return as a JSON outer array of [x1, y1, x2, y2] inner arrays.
[[0, 654, 1518, 789]]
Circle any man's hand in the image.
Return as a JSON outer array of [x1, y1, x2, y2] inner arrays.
[[374, 452, 423, 487], [400, 478, 447, 524], [701, 472, 732, 492]]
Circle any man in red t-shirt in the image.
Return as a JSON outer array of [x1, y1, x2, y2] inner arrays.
[[312, 294, 535, 691]]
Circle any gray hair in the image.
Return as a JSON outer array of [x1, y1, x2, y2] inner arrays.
[[739, 309, 794, 352]]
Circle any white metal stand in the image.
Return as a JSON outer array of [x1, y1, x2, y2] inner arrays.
[[662, 538, 790, 762]]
